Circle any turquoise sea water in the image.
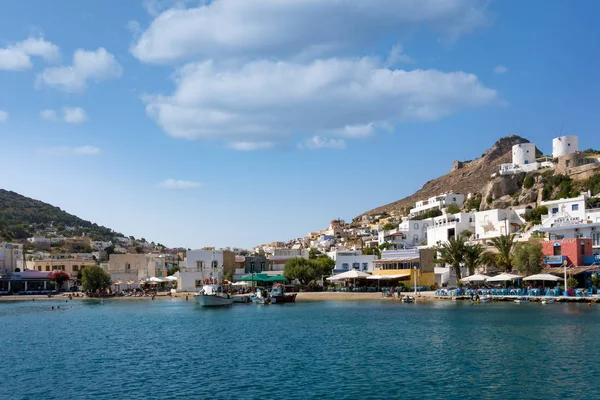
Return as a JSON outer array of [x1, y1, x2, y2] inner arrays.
[[1, 299, 599, 400]]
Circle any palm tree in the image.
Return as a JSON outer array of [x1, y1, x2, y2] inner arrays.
[[436, 236, 466, 280], [463, 243, 485, 275], [488, 234, 516, 272]]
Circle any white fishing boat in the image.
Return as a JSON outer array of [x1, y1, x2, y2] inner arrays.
[[195, 284, 233, 307]]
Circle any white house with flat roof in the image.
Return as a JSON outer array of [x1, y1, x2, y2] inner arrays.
[[379, 218, 434, 248], [474, 209, 523, 241], [427, 212, 476, 246], [539, 195, 588, 228], [409, 193, 465, 218], [326, 250, 376, 274]]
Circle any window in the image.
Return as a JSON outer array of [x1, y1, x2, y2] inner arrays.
[[45, 266, 50, 271], [362, 263, 368, 271], [37, 266, 42, 271], [593, 232, 600, 247], [211, 260, 218, 268], [125, 263, 131, 270], [414, 223, 419, 229], [196, 261, 204, 269], [352, 262, 360, 270], [572, 204, 579, 211], [553, 245, 562, 256], [342, 263, 349, 270], [73, 265, 79, 272], [552, 207, 559, 214]]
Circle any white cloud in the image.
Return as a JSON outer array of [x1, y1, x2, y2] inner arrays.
[[63, 107, 88, 124], [158, 178, 202, 189], [39, 145, 101, 156], [37, 48, 123, 93], [0, 36, 59, 71], [494, 65, 508, 74], [0, 110, 8, 122], [144, 57, 497, 149], [225, 141, 278, 151], [302, 136, 345, 150], [385, 44, 414, 67], [40, 107, 88, 124], [131, 0, 490, 64]]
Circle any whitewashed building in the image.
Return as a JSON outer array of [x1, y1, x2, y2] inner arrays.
[[409, 193, 465, 218], [427, 212, 476, 246], [0, 243, 24, 276], [474, 209, 523, 241], [179, 249, 235, 291], [326, 250, 377, 274]]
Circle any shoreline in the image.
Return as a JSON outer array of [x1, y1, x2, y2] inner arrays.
[[1, 290, 598, 303]]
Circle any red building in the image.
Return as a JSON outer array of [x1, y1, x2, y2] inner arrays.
[[542, 238, 593, 267]]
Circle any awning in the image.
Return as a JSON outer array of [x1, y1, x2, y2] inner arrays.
[[265, 275, 287, 282], [238, 274, 269, 281], [545, 266, 600, 275], [523, 273, 563, 282], [373, 257, 419, 263], [367, 273, 411, 280]]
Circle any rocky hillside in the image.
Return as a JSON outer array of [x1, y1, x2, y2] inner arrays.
[[357, 135, 600, 219]]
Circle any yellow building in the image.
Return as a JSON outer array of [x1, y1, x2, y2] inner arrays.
[[26, 258, 96, 278], [372, 248, 436, 287]]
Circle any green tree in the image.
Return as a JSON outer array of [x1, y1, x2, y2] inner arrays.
[[167, 265, 180, 276], [488, 234, 516, 272], [362, 247, 381, 258], [522, 174, 535, 189], [486, 195, 493, 205], [283, 258, 331, 286], [446, 203, 461, 214], [524, 206, 548, 225], [513, 242, 543, 275], [81, 265, 111, 292], [308, 248, 322, 259], [436, 236, 466, 280], [460, 230, 473, 239], [463, 243, 485, 275], [382, 222, 397, 231], [379, 242, 393, 251]]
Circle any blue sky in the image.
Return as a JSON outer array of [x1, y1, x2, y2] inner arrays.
[[1, 0, 599, 249]]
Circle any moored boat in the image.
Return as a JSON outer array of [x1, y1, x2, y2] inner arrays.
[[250, 288, 272, 305], [541, 298, 555, 304], [195, 284, 233, 307], [269, 284, 297, 304]]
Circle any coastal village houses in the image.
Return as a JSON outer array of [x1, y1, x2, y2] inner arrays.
[[107, 254, 169, 289]]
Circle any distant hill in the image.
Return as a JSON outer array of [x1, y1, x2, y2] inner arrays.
[[0, 189, 123, 242]]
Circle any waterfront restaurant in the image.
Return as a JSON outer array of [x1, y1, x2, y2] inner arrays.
[[372, 249, 436, 287], [0, 270, 58, 294]]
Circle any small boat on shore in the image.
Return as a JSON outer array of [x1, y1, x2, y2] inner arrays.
[[195, 285, 233, 307], [541, 298, 555, 304], [514, 297, 530, 304]]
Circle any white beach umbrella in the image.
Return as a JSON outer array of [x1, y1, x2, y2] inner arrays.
[[148, 277, 165, 283], [523, 273, 564, 282], [326, 270, 370, 281], [164, 276, 178, 282], [461, 274, 491, 282], [486, 273, 524, 282]]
